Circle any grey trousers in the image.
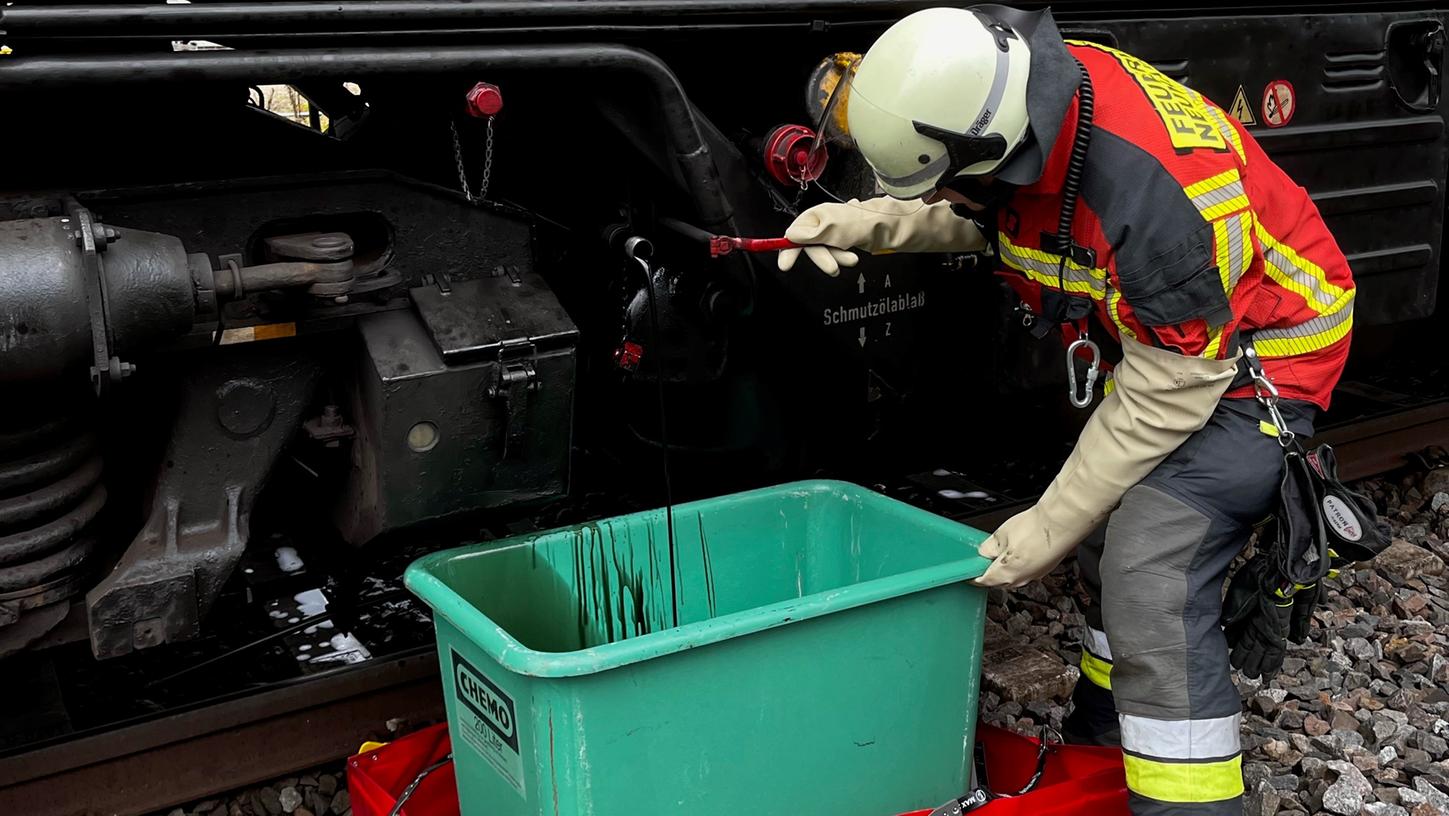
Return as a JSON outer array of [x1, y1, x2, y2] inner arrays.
[[1065, 397, 1315, 815]]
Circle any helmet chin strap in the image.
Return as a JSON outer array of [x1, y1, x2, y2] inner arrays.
[[912, 122, 1010, 180], [942, 177, 1012, 211]]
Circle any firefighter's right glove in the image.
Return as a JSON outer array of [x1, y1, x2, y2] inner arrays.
[[778, 197, 985, 275], [1222, 556, 1293, 679]]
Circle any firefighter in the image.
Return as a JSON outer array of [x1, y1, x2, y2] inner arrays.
[[779, 6, 1354, 814]]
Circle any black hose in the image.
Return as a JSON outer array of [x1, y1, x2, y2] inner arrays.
[[641, 263, 680, 629], [658, 217, 715, 245], [0, 1, 959, 35], [0, 44, 736, 232], [142, 589, 410, 689], [387, 755, 453, 816]]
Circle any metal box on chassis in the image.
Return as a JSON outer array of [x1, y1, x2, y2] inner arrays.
[[338, 269, 579, 546]]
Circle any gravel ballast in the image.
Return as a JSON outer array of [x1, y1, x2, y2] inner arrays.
[[978, 463, 1449, 815]]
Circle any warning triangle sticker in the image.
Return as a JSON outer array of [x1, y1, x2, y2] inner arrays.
[[1228, 85, 1257, 126]]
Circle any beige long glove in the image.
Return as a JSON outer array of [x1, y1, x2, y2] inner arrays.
[[778, 198, 987, 275], [973, 339, 1243, 588]]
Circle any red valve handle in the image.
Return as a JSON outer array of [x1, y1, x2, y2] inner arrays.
[[707, 236, 799, 258]]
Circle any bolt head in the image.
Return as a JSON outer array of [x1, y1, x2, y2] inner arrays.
[[465, 82, 503, 118]]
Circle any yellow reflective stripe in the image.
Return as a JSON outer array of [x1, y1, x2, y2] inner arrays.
[[1233, 211, 1253, 289], [1123, 754, 1244, 803], [1184, 168, 1240, 199], [1259, 258, 1341, 315], [1186, 169, 1249, 220], [1205, 212, 1252, 333], [999, 233, 1103, 276], [1204, 103, 1247, 163], [1201, 325, 1224, 359], [1080, 650, 1113, 690], [1212, 218, 1233, 294], [998, 233, 1108, 300], [1200, 213, 1248, 359], [1251, 293, 1355, 357], [1255, 222, 1348, 314], [1199, 193, 1250, 221], [1259, 420, 1280, 437], [1002, 257, 1104, 299], [1106, 286, 1137, 340], [1103, 373, 1117, 396]]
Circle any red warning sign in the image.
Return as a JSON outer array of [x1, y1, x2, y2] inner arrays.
[[1262, 80, 1296, 128]]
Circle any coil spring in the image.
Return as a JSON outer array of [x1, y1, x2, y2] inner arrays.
[[0, 405, 105, 613], [1054, 58, 1096, 255]]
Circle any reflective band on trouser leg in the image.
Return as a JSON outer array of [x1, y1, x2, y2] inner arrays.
[[1121, 713, 1243, 806], [1124, 754, 1244, 807], [1080, 626, 1114, 690]]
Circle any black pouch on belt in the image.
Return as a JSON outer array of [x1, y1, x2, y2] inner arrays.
[[1269, 443, 1332, 590], [1303, 444, 1391, 567], [1244, 344, 1390, 593]]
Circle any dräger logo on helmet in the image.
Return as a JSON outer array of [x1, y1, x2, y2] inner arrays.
[[967, 107, 994, 137], [1322, 495, 1363, 542]]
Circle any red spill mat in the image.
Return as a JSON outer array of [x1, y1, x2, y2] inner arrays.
[[346, 722, 1127, 816], [347, 723, 458, 816], [896, 724, 1129, 816]]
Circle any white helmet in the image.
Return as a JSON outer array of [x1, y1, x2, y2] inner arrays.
[[847, 7, 1033, 199]]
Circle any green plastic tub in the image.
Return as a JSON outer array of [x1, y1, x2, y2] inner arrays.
[[404, 480, 991, 816]]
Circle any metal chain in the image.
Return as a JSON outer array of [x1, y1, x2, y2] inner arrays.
[[450, 120, 471, 203], [479, 116, 495, 202], [449, 117, 495, 204]]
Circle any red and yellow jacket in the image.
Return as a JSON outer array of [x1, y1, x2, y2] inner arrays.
[[996, 41, 1354, 409]]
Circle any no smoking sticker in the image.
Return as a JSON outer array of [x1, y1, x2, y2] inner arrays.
[[1262, 80, 1296, 128]]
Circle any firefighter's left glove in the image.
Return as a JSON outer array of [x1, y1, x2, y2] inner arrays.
[[1222, 555, 1294, 679], [778, 198, 985, 276], [1288, 580, 1321, 644], [972, 340, 1240, 588]]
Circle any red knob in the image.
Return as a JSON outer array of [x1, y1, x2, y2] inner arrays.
[[762, 124, 827, 186], [465, 82, 503, 118], [614, 341, 645, 372]]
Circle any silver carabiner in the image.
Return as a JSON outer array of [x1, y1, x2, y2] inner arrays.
[[1245, 345, 1295, 446], [1066, 336, 1101, 409]]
